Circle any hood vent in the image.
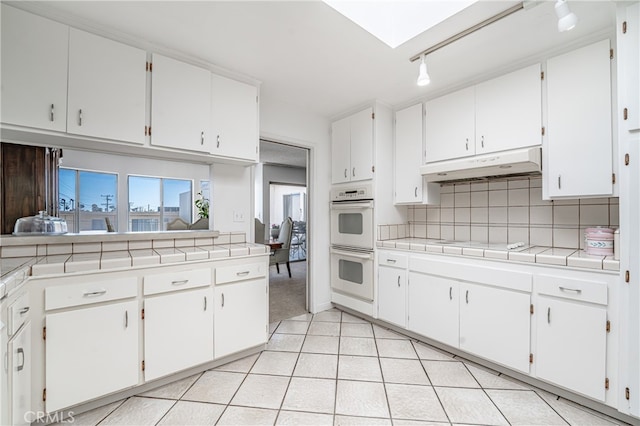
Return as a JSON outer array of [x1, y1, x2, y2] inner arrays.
[[420, 147, 542, 182]]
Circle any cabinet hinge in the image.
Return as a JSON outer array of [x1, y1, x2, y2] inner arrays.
[[623, 21, 627, 34], [43, 326, 46, 340], [625, 270, 630, 283], [43, 388, 47, 402], [530, 304, 534, 315], [540, 71, 544, 80], [541, 126, 545, 136], [606, 320, 611, 333], [256, 95, 258, 103], [142, 360, 145, 371], [371, 165, 375, 173], [372, 112, 375, 120], [529, 353, 534, 364], [626, 387, 630, 400], [146, 62, 153, 72], [145, 61, 149, 72], [605, 378, 610, 390], [610, 48, 614, 60], [625, 153, 630, 166], [624, 108, 628, 121], [612, 173, 616, 184], [141, 308, 145, 320]]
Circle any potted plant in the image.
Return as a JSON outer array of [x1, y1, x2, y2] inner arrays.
[[270, 223, 280, 239], [190, 192, 210, 230]]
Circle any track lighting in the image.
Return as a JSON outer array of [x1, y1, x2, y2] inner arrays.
[[417, 55, 430, 87], [555, 0, 578, 32]]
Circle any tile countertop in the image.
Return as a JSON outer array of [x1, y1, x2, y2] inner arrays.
[[0, 229, 221, 246], [377, 238, 620, 272]]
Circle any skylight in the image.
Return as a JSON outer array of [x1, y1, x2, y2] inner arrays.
[[324, 0, 479, 48]]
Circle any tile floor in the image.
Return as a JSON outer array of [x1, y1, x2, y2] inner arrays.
[[61, 308, 626, 426]]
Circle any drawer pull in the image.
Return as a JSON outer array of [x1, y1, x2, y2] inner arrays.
[[547, 307, 551, 324], [559, 286, 582, 294], [204, 296, 207, 311], [50, 104, 55, 122], [171, 280, 189, 286], [386, 259, 397, 264], [83, 289, 107, 297], [19, 307, 30, 315], [236, 271, 250, 276], [449, 287, 452, 301], [125, 310, 129, 328], [465, 290, 469, 304], [221, 293, 225, 308], [17, 348, 25, 371], [397, 276, 401, 287]]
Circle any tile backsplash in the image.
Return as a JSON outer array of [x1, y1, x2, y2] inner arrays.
[[380, 176, 618, 250]]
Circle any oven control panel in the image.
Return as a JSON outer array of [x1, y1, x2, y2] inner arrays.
[[331, 183, 374, 201]]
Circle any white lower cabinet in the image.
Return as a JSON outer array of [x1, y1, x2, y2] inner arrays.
[[144, 287, 214, 381], [8, 322, 31, 426], [408, 272, 459, 348], [378, 264, 407, 328], [214, 278, 267, 359], [45, 300, 139, 413]]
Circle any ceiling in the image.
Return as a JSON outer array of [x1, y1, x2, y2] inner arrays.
[[19, 1, 616, 119]]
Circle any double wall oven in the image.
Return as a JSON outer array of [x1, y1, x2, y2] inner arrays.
[[330, 183, 375, 302]]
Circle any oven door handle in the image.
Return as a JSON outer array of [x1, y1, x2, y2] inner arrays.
[[331, 201, 374, 210], [331, 248, 374, 260]]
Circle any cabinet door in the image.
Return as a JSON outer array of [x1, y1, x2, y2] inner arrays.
[[536, 296, 607, 401], [620, 2, 640, 132], [331, 116, 351, 184], [0, 5, 69, 131], [378, 266, 407, 327], [408, 273, 459, 348], [151, 54, 212, 153], [395, 104, 424, 204], [546, 40, 613, 197], [475, 63, 542, 154], [214, 279, 267, 359], [425, 86, 475, 162], [349, 107, 374, 181], [211, 74, 259, 161], [46, 300, 139, 412], [8, 322, 31, 426], [144, 287, 214, 381], [459, 283, 531, 373], [67, 29, 146, 144]]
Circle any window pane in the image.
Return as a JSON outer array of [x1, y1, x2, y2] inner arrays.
[[58, 168, 77, 232], [129, 176, 161, 232], [79, 171, 117, 232], [163, 179, 192, 230]]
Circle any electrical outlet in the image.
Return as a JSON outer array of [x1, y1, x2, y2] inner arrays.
[[233, 210, 245, 222]]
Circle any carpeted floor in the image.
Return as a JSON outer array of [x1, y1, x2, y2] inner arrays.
[[269, 260, 307, 323]]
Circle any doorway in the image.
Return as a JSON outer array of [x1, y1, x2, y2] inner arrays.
[[256, 140, 309, 323]]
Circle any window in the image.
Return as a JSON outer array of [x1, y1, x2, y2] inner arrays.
[[58, 168, 118, 233], [128, 176, 192, 231]]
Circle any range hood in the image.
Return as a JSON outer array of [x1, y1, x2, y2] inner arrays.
[[421, 147, 542, 182]]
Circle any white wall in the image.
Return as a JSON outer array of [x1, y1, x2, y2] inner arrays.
[[211, 163, 253, 235]]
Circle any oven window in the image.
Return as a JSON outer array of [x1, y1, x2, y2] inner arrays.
[[339, 259, 363, 284], [338, 213, 363, 235]]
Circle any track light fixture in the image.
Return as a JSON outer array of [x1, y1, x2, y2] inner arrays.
[[555, 0, 578, 32], [417, 55, 430, 87]]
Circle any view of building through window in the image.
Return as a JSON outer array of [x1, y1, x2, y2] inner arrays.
[[128, 176, 192, 231]]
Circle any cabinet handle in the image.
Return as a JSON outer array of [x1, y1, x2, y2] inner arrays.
[[217, 135, 220, 148], [465, 290, 469, 304], [344, 169, 347, 178], [78, 109, 83, 126], [204, 296, 207, 311], [16, 348, 25, 371], [449, 287, 452, 300], [547, 307, 551, 324], [465, 138, 469, 151], [201, 131, 205, 145], [352, 167, 356, 177], [558, 175, 561, 189], [236, 271, 250, 276], [50, 104, 55, 122], [83, 289, 107, 297], [125, 310, 128, 328], [171, 279, 189, 286], [481, 135, 484, 148], [414, 187, 418, 198], [397, 276, 401, 287], [221, 293, 225, 307], [19, 307, 30, 315], [386, 259, 396, 264], [559, 286, 582, 294]]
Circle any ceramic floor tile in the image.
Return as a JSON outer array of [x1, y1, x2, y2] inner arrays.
[[182, 371, 246, 404], [422, 360, 480, 388], [138, 374, 201, 399], [342, 312, 369, 323], [412, 342, 455, 361], [52, 400, 125, 426], [276, 319, 311, 334], [372, 325, 408, 340], [250, 350, 299, 376], [391, 420, 449, 426], [281, 377, 336, 414], [307, 321, 341, 336], [334, 415, 393, 425], [340, 336, 378, 356], [379, 358, 430, 385], [313, 310, 342, 322], [230, 373, 290, 409], [335, 380, 390, 418], [338, 355, 383, 382], [385, 383, 448, 422], [269, 322, 280, 333], [156, 400, 225, 425], [276, 410, 334, 425], [100, 397, 174, 426], [435, 387, 508, 425], [214, 353, 259, 373], [486, 389, 568, 425], [464, 362, 528, 390], [376, 339, 417, 359], [216, 406, 279, 426], [288, 312, 314, 321], [536, 392, 619, 425], [293, 353, 338, 379], [266, 333, 305, 352], [341, 322, 374, 337], [301, 335, 340, 354]]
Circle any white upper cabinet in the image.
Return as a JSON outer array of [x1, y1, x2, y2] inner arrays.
[[546, 40, 613, 198], [151, 54, 212, 153], [395, 104, 425, 204], [0, 5, 69, 131], [211, 74, 259, 161], [620, 2, 640, 133], [331, 107, 374, 183], [67, 29, 147, 144], [475, 63, 542, 155], [425, 86, 475, 162]]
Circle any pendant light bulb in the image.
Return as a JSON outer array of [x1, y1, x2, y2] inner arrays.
[[555, 0, 578, 32], [417, 56, 430, 86]]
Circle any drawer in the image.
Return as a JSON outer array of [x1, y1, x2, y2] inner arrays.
[[8, 292, 29, 336], [216, 262, 265, 285], [46, 277, 137, 311], [144, 267, 211, 296], [378, 252, 407, 268], [536, 274, 607, 305]]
